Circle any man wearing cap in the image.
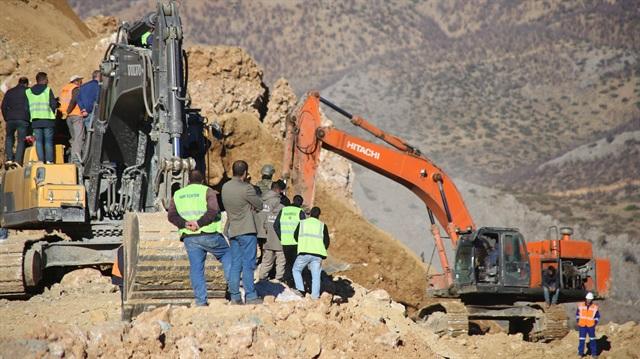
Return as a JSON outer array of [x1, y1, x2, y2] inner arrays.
[[59, 75, 84, 161], [576, 292, 600, 357], [256, 164, 275, 195]]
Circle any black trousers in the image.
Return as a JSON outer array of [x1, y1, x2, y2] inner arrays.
[[5, 120, 29, 164], [282, 245, 298, 284]]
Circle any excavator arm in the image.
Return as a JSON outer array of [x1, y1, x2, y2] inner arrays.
[[283, 92, 476, 287]]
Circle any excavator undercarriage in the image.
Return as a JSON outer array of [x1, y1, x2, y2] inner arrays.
[[122, 213, 226, 319], [415, 299, 568, 342]]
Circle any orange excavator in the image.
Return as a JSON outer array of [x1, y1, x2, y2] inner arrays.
[[283, 92, 611, 341]]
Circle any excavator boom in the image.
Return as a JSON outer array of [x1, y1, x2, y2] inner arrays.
[[284, 92, 475, 287], [284, 92, 475, 238]]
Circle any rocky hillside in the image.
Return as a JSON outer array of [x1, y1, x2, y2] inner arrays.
[[69, 0, 640, 174], [70, 0, 639, 257]]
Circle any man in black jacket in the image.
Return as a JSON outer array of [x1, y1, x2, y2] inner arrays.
[[1, 77, 30, 165], [543, 266, 560, 308]]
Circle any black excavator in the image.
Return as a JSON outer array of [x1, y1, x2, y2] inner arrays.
[[0, 1, 225, 319]]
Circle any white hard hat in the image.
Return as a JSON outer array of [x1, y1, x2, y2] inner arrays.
[[585, 292, 594, 300], [69, 75, 83, 82]]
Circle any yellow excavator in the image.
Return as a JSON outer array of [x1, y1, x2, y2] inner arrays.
[[0, 1, 226, 319]]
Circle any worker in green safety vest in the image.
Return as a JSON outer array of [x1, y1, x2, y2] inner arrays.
[[291, 206, 330, 299], [25, 72, 58, 163], [141, 26, 154, 47], [274, 194, 306, 286], [167, 170, 230, 306]]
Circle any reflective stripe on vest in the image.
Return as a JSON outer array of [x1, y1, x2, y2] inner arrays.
[[174, 184, 221, 236], [577, 304, 599, 327], [59, 83, 82, 118], [26, 87, 55, 120], [297, 217, 327, 257], [141, 31, 152, 45], [279, 206, 302, 245]]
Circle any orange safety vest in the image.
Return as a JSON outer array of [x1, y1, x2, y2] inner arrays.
[[59, 83, 82, 119], [577, 303, 599, 327]]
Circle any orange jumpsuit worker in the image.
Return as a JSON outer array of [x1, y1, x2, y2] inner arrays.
[[576, 292, 600, 357]]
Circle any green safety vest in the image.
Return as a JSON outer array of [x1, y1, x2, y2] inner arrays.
[[279, 206, 303, 245], [141, 31, 152, 45], [297, 217, 327, 257], [174, 184, 221, 236], [25, 87, 55, 120]]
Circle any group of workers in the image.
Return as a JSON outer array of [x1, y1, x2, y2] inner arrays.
[[167, 161, 330, 306], [0, 70, 101, 166]]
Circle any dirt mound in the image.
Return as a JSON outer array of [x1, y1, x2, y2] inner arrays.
[[83, 15, 119, 36], [186, 45, 267, 120], [0, 283, 439, 358], [2, 281, 639, 358], [263, 78, 297, 138]]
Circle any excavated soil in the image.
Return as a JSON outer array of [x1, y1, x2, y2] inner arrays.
[[1, 270, 639, 358]]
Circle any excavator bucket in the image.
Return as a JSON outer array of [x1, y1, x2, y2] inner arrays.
[[121, 212, 227, 319], [283, 93, 324, 207]]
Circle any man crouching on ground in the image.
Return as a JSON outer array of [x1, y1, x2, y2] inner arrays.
[[167, 170, 230, 306]]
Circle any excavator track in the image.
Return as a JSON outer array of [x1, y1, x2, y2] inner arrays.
[[0, 237, 30, 297], [415, 299, 469, 337], [122, 212, 227, 320], [0, 231, 48, 298], [530, 304, 569, 342], [416, 300, 569, 341]]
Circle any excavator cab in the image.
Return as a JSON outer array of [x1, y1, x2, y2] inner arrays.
[[454, 227, 530, 291]]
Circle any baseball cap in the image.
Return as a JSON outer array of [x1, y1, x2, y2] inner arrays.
[[69, 75, 83, 82]]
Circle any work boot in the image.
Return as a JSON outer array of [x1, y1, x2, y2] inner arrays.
[[291, 289, 305, 298], [245, 297, 263, 305], [229, 299, 243, 305]]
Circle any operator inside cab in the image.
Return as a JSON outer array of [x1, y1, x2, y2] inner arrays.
[[475, 233, 500, 282]]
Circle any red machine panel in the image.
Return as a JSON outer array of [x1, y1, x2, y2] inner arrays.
[[596, 258, 611, 297], [559, 240, 593, 259]]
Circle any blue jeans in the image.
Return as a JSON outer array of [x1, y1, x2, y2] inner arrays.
[[83, 111, 94, 129], [578, 326, 597, 356], [228, 234, 258, 302], [5, 121, 29, 164], [543, 286, 559, 305], [33, 127, 54, 163], [292, 254, 322, 299], [183, 233, 231, 305]]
